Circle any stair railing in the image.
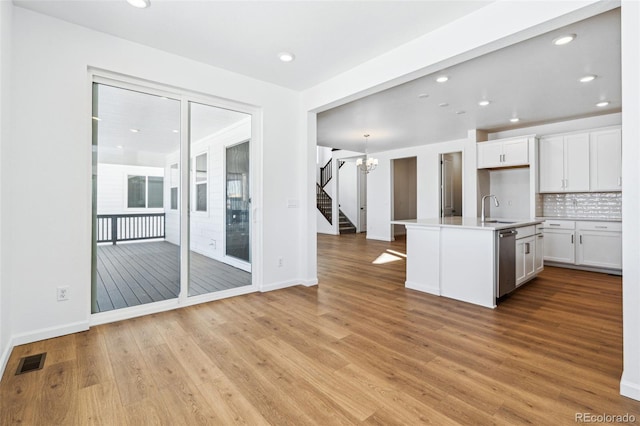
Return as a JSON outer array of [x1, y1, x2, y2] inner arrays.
[[316, 183, 332, 224]]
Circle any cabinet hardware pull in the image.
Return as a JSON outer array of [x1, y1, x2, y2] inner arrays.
[[595, 226, 607, 229], [571, 234, 574, 244], [525, 243, 530, 254], [580, 235, 583, 244], [538, 235, 544, 238], [618, 177, 622, 186], [549, 224, 561, 226]]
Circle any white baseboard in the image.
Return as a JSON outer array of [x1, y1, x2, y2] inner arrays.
[[620, 374, 640, 401], [405, 280, 440, 296], [366, 234, 393, 242], [0, 337, 14, 379], [301, 278, 318, 287], [11, 320, 90, 347], [260, 279, 302, 292]]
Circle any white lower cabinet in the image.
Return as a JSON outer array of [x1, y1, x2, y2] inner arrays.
[[515, 226, 540, 286], [542, 220, 621, 271], [576, 222, 622, 269], [534, 233, 544, 274]]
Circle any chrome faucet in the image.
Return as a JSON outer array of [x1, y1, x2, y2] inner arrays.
[[481, 195, 500, 222]]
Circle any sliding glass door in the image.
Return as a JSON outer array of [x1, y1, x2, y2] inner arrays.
[[92, 80, 253, 315], [91, 83, 181, 313], [187, 102, 252, 297]]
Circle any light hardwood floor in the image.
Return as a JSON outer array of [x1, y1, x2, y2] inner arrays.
[[2, 233, 640, 425]]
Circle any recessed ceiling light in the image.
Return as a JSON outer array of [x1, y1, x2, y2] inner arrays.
[[172, 129, 179, 133], [116, 145, 124, 149], [129, 128, 140, 133], [278, 52, 295, 62], [553, 34, 576, 46], [579, 75, 597, 83], [439, 103, 449, 107], [510, 117, 520, 123], [478, 100, 490, 107], [417, 93, 429, 99], [126, 0, 150, 8], [436, 75, 449, 83], [596, 101, 610, 107], [92, 116, 101, 121], [455, 110, 466, 115]]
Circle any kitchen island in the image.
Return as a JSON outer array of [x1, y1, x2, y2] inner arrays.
[[392, 217, 543, 308]]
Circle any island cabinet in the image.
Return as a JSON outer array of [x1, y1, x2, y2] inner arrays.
[[477, 138, 529, 169], [515, 225, 543, 286], [392, 217, 543, 309]]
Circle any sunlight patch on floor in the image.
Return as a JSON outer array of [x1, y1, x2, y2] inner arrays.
[[372, 249, 407, 264]]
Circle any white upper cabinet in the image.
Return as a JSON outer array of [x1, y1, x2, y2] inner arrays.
[[539, 133, 590, 192], [590, 128, 622, 191], [539, 126, 621, 193], [477, 138, 529, 169]]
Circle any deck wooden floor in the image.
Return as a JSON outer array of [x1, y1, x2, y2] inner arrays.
[[2, 233, 640, 425], [96, 241, 251, 312]]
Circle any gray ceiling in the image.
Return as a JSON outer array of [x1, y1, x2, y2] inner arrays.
[[317, 8, 621, 153]]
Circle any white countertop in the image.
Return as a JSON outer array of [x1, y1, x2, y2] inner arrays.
[[391, 217, 543, 231]]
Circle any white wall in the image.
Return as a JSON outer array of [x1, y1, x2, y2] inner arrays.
[[367, 136, 477, 241], [4, 7, 302, 347], [96, 164, 165, 215], [488, 168, 530, 219], [621, 0, 640, 402], [0, 0, 12, 372]]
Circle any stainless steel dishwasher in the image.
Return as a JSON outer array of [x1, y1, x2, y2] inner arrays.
[[497, 229, 517, 298]]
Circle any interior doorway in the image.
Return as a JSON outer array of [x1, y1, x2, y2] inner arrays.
[[440, 152, 463, 218], [391, 157, 417, 237]]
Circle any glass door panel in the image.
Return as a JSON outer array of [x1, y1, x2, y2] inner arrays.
[[188, 102, 252, 297], [91, 83, 181, 313], [226, 141, 250, 262]]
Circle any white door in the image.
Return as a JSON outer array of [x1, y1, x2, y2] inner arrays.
[[502, 139, 529, 167], [576, 230, 622, 269], [441, 154, 455, 217], [564, 133, 590, 192], [590, 128, 622, 191], [543, 229, 575, 263], [539, 136, 565, 192], [358, 170, 367, 232]]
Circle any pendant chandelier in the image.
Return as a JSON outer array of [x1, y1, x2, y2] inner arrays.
[[356, 134, 378, 174]]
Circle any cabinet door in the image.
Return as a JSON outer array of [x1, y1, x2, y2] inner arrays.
[[502, 139, 529, 167], [477, 142, 503, 169], [590, 128, 622, 191], [564, 133, 590, 192], [515, 238, 526, 285], [539, 136, 565, 192], [534, 233, 544, 273], [577, 230, 622, 269], [524, 236, 536, 281], [543, 229, 575, 263]]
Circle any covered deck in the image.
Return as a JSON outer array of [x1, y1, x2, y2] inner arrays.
[[96, 239, 251, 313]]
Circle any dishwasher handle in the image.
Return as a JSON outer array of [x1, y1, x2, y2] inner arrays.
[[499, 230, 517, 238]]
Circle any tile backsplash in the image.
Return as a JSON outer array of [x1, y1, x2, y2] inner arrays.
[[541, 192, 621, 219]]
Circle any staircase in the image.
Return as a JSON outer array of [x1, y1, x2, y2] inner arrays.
[[338, 210, 356, 234], [317, 158, 356, 234]]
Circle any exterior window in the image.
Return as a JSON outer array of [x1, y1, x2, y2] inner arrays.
[[170, 163, 179, 210], [127, 175, 164, 208], [194, 153, 207, 212]]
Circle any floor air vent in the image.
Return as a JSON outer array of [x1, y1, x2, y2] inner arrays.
[[15, 353, 46, 375]]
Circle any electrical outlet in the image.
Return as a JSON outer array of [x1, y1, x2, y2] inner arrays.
[[210, 240, 216, 249], [57, 286, 70, 301], [278, 257, 283, 267]]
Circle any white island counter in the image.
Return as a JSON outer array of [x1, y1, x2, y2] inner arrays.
[[392, 217, 543, 308]]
